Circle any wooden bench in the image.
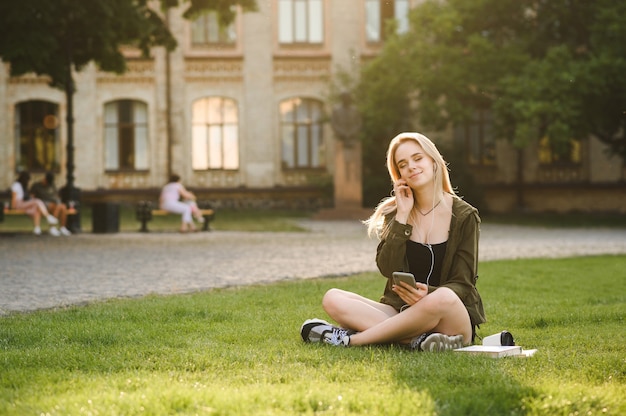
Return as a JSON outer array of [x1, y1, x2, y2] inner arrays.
[[1, 206, 77, 221], [136, 201, 215, 232]]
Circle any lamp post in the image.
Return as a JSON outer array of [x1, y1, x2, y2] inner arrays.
[[59, 42, 81, 232]]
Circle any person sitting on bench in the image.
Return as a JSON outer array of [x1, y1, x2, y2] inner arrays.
[[30, 171, 72, 236], [159, 174, 205, 233], [10, 171, 59, 236]]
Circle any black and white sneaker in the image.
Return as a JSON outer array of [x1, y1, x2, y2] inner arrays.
[[300, 318, 332, 343], [410, 332, 464, 352], [300, 318, 354, 346], [322, 327, 352, 347]]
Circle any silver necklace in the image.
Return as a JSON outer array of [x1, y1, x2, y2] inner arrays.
[[417, 199, 441, 216]]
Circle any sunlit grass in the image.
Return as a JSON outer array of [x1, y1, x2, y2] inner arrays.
[[1, 256, 624, 415]]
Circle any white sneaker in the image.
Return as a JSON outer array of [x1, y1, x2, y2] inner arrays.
[[49, 227, 61, 237], [33, 226, 42, 236], [46, 214, 59, 225], [60, 226, 72, 236]]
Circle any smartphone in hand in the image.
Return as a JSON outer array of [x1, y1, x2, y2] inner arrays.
[[392, 271, 416, 287]]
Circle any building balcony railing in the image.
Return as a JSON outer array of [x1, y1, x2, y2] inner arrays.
[[536, 165, 587, 183]]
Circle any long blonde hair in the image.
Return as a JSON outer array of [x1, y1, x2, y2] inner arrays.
[[365, 132, 454, 238]]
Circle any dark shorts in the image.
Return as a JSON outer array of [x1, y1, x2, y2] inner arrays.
[[400, 303, 477, 343]]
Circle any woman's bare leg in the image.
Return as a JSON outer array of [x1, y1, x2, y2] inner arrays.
[[322, 288, 398, 332], [188, 201, 204, 222], [51, 203, 68, 227], [34, 199, 50, 217], [347, 287, 472, 346], [32, 211, 41, 227]]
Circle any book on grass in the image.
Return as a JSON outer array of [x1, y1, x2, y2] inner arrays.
[[517, 349, 537, 358], [454, 345, 523, 358]]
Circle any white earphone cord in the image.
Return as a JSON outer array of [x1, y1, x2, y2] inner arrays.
[[415, 167, 438, 286], [424, 182, 436, 286]]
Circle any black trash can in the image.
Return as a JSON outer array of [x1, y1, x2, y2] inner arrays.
[[92, 203, 120, 233]]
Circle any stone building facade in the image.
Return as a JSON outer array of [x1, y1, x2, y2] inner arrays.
[[1, 0, 624, 213]]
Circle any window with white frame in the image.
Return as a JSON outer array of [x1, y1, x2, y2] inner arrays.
[[104, 100, 149, 171], [280, 97, 325, 169], [192, 97, 239, 170], [365, 0, 410, 43], [14, 100, 61, 172], [278, 0, 324, 44], [191, 9, 237, 45]]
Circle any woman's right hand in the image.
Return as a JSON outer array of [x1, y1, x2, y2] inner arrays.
[[392, 281, 427, 306], [394, 179, 413, 223]]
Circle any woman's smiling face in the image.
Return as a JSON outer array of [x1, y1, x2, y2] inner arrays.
[[394, 140, 435, 188]]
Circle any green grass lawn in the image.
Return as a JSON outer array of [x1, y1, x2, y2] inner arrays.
[[2, 204, 625, 234], [1, 255, 624, 415], [0, 205, 312, 233]]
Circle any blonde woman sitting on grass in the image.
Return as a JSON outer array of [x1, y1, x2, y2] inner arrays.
[[301, 132, 486, 351]]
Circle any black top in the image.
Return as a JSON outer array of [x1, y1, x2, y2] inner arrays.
[[406, 240, 447, 287]]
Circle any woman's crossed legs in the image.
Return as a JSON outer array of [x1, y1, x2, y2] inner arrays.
[[322, 287, 472, 347]]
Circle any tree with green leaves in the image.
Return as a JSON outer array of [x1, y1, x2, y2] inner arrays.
[[0, 0, 256, 201], [356, 0, 625, 206]]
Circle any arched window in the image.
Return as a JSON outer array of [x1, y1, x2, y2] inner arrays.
[[192, 97, 239, 170], [104, 100, 149, 171], [280, 97, 325, 169], [14, 100, 61, 172]]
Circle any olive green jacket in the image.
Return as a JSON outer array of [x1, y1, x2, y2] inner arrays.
[[376, 196, 486, 327]]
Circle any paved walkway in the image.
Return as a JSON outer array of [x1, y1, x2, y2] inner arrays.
[[1, 220, 625, 315]]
